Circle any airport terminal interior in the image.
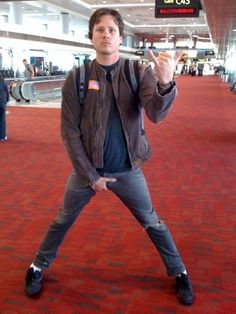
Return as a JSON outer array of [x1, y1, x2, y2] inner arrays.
[[0, 0, 236, 313]]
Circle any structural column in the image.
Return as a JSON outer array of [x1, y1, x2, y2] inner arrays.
[[124, 35, 134, 48], [9, 2, 23, 25], [60, 12, 69, 35]]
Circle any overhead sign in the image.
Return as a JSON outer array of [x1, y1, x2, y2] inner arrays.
[[205, 50, 215, 56], [135, 51, 145, 56], [155, 0, 201, 18]]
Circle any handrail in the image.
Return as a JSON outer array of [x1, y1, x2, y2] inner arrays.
[[21, 78, 65, 101], [10, 77, 66, 101], [9, 81, 22, 101]]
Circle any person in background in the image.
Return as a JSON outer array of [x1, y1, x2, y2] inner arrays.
[[24, 8, 195, 306], [22, 59, 34, 80], [197, 63, 204, 76], [191, 64, 197, 76], [0, 75, 10, 142]]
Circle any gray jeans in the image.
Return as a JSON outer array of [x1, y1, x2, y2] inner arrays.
[[34, 168, 185, 276]]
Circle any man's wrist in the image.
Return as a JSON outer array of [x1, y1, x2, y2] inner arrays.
[[157, 80, 176, 95], [158, 80, 175, 90]]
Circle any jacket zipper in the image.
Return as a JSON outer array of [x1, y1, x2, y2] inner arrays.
[[93, 72, 106, 166]]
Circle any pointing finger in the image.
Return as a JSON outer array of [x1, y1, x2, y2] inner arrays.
[[174, 50, 184, 63], [104, 177, 117, 183], [148, 49, 160, 67]]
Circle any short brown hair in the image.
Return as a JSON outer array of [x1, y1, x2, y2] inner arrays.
[[88, 8, 124, 39]]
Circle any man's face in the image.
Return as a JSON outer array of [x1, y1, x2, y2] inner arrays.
[[91, 15, 123, 56]]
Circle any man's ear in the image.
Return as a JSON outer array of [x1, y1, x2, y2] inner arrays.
[[119, 36, 123, 45]]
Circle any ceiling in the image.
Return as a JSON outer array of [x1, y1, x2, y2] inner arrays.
[[201, 0, 236, 58], [1, 0, 236, 59]]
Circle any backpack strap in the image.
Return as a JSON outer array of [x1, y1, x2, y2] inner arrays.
[[79, 64, 85, 103], [75, 62, 91, 105]]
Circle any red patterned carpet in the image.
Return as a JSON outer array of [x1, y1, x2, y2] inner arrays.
[[0, 75, 235, 313]]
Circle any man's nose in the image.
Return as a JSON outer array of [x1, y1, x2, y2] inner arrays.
[[103, 29, 110, 37]]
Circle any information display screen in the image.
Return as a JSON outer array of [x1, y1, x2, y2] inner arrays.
[[155, 0, 200, 18]]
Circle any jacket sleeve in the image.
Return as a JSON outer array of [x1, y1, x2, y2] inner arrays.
[[60, 70, 100, 186], [4, 83, 9, 102], [139, 65, 177, 124]]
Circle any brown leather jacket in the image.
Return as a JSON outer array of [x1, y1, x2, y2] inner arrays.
[[61, 58, 177, 186]]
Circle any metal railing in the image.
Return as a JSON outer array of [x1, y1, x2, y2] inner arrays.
[[9, 76, 66, 102]]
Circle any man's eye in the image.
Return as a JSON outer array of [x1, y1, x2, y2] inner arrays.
[[95, 27, 117, 34]]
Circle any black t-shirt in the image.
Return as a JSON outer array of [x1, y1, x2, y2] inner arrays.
[[96, 62, 131, 175]]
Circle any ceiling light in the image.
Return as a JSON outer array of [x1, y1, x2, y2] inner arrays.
[[73, 0, 90, 9], [133, 24, 207, 28], [90, 3, 154, 8]]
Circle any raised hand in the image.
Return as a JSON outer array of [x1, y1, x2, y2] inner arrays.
[[148, 49, 183, 85]]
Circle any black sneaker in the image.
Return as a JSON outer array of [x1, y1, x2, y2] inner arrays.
[[24, 267, 43, 297], [176, 273, 194, 305]]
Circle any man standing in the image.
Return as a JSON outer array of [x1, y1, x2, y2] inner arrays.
[[22, 59, 34, 80], [24, 8, 194, 305]]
